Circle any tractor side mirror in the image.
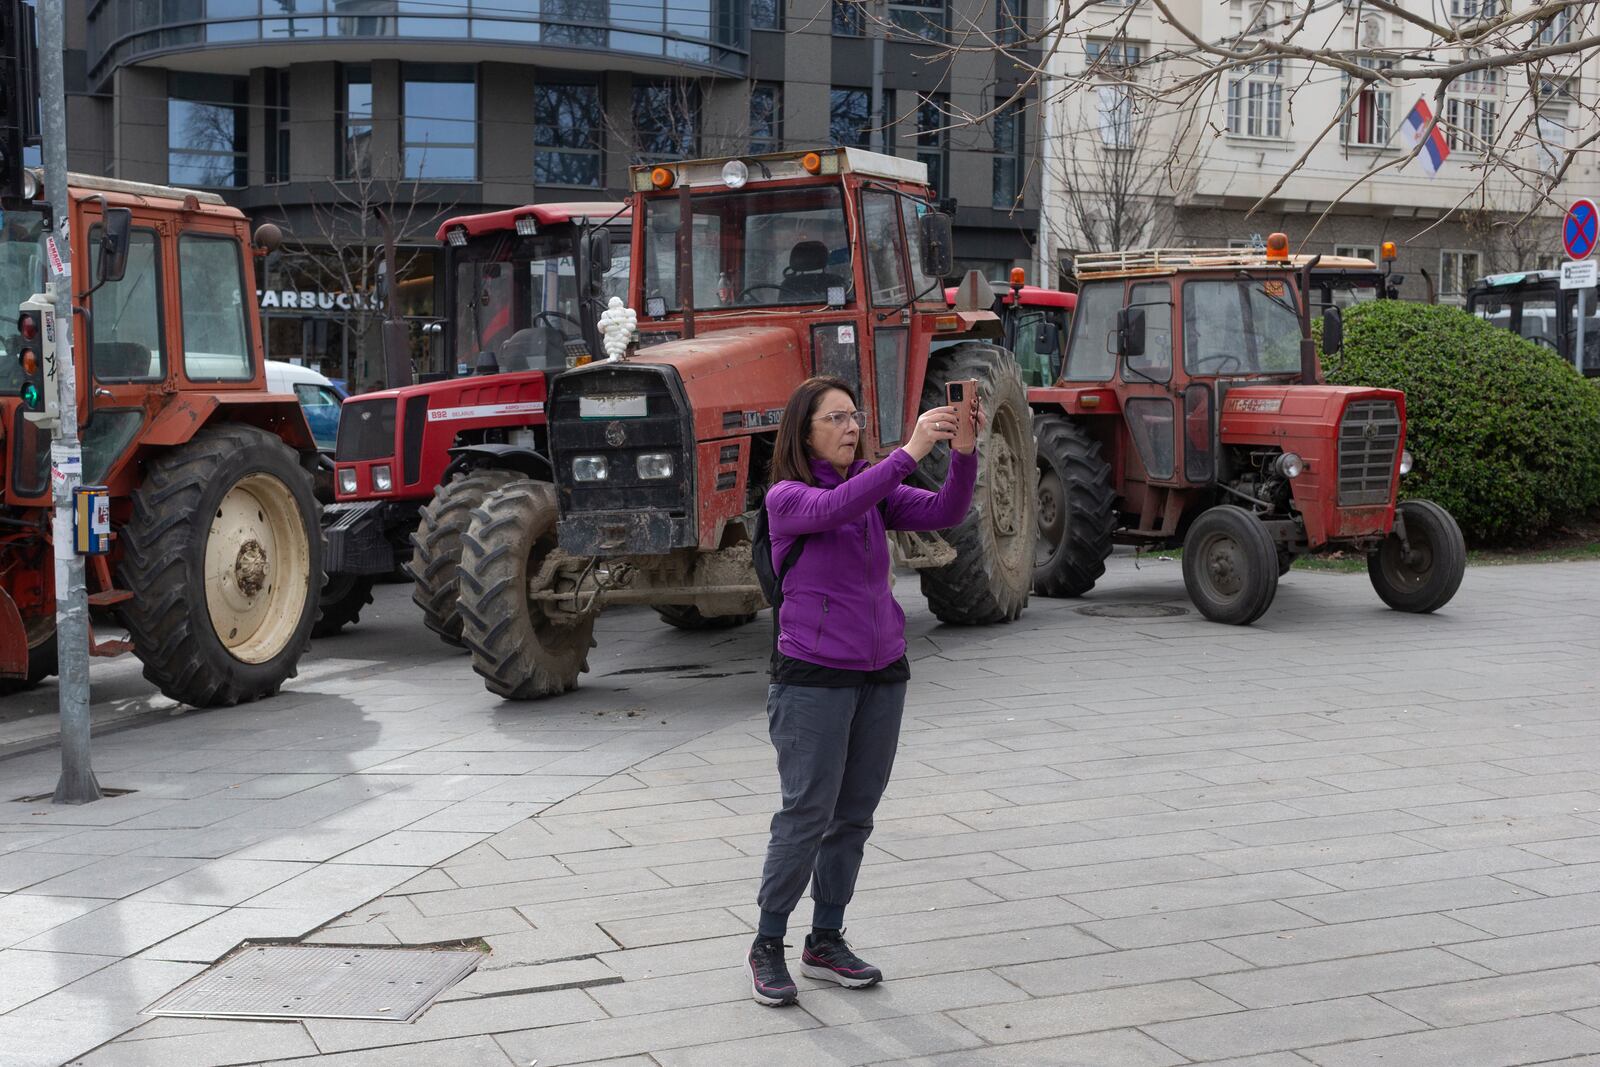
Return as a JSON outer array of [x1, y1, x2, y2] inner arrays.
[[1116, 307, 1146, 358], [1321, 306, 1344, 354], [1035, 320, 1061, 355], [918, 211, 954, 279], [97, 207, 132, 284], [589, 228, 613, 281]]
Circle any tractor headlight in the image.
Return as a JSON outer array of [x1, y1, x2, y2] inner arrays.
[[1274, 452, 1304, 479], [636, 453, 674, 480], [338, 469, 357, 495], [573, 455, 609, 482], [1399, 449, 1414, 475], [372, 465, 393, 492]]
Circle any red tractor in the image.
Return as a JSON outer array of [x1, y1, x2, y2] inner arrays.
[[944, 270, 1075, 391], [318, 202, 629, 643], [1029, 237, 1465, 624], [2, 174, 321, 702], [452, 148, 1039, 697]]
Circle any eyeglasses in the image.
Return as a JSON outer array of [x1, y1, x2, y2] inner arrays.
[[813, 410, 867, 429]]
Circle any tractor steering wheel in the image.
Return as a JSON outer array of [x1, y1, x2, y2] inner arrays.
[[739, 284, 784, 304], [1196, 353, 1243, 374], [533, 309, 582, 333]]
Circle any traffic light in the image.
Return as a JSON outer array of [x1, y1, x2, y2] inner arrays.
[[1, 0, 39, 199], [17, 292, 58, 425]]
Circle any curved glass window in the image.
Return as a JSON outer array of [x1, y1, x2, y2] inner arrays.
[[403, 64, 477, 181]]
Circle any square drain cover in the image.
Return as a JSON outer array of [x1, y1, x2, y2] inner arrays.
[[145, 945, 481, 1022]]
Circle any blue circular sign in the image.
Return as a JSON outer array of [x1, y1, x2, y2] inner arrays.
[[1565, 199, 1597, 260]]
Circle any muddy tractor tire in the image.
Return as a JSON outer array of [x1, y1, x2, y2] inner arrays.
[[654, 604, 757, 630], [313, 573, 376, 637], [119, 424, 320, 706], [1368, 499, 1467, 614], [911, 343, 1036, 625], [1031, 415, 1116, 598], [410, 468, 521, 648], [456, 480, 594, 699], [0, 617, 58, 695], [1182, 505, 1279, 626]]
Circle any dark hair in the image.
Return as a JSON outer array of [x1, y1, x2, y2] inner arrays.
[[768, 376, 865, 486]]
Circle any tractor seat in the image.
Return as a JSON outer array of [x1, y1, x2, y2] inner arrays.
[[779, 240, 845, 303], [498, 326, 567, 372], [93, 341, 156, 380]]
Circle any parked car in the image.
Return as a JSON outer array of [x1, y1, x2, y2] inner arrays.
[[267, 360, 344, 453]]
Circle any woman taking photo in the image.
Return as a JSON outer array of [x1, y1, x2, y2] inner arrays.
[[748, 374, 981, 1007]]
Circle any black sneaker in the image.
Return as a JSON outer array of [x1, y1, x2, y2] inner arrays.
[[748, 936, 798, 1006], [800, 929, 882, 988]]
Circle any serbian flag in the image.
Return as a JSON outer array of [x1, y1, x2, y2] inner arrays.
[[1398, 98, 1450, 175]]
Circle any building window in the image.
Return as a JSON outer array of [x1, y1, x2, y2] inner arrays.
[[1440, 249, 1482, 302], [833, 1, 864, 35], [168, 72, 247, 188], [830, 88, 871, 148], [1084, 39, 1142, 70], [889, 0, 946, 41], [1227, 60, 1284, 139], [997, 0, 1026, 44], [633, 81, 699, 164], [1444, 66, 1497, 153], [751, 0, 781, 30], [340, 64, 372, 181], [1535, 76, 1573, 169], [992, 100, 1024, 209], [1539, 8, 1573, 43], [750, 83, 782, 154], [1334, 244, 1378, 260], [534, 82, 603, 187], [265, 69, 290, 184], [403, 64, 476, 180], [1341, 58, 1393, 146], [915, 93, 948, 194], [1449, 0, 1498, 18], [1085, 40, 1142, 150]]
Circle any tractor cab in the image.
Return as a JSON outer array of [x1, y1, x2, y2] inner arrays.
[[1465, 269, 1598, 376], [942, 270, 1076, 387]]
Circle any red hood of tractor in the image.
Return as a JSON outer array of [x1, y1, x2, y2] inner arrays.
[[629, 325, 809, 441], [1217, 383, 1404, 443]]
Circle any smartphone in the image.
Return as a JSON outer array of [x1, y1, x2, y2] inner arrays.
[[945, 379, 979, 451]]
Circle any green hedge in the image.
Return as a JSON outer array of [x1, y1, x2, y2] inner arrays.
[[1321, 300, 1600, 544]]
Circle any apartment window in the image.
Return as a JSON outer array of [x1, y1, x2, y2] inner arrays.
[[997, 0, 1026, 44], [1444, 98, 1495, 152], [340, 64, 373, 180], [535, 82, 602, 187], [1335, 245, 1378, 260], [889, 0, 946, 41], [751, 0, 781, 30], [1535, 77, 1573, 168], [1449, 0, 1498, 18], [833, 1, 864, 35], [1085, 40, 1142, 150], [1539, 8, 1573, 43], [1341, 58, 1393, 146], [633, 81, 699, 164], [1084, 39, 1142, 70], [264, 69, 290, 184], [992, 101, 1024, 209], [1227, 60, 1284, 139], [168, 73, 247, 188], [750, 84, 782, 154], [915, 94, 948, 194], [403, 65, 476, 180], [1440, 250, 1482, 302], [830, 88, 871, 148]]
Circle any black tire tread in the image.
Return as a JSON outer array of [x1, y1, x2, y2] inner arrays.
[[1367, 498, 1466, 613], [313, 575, 376, 637], [1181, 505, 1279, 626], [1032, 415, 1116, 597], [410, 468, 521, 647], [654, 604, 758, 630]]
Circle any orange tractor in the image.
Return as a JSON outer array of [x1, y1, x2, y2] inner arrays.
[[452, 148, 1039, 697], [1029, 239, 1465, 623], [1, 174, 322, 702]]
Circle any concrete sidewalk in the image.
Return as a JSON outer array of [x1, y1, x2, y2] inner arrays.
[[3, 556, 1598, 1066]]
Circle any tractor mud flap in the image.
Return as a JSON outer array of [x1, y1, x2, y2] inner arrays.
[[324, 501, 398, 576], [558, 511, 683, 557], [0, 588, 29, 679]]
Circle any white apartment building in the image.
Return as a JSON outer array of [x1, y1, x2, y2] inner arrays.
[[1037, 0, 1594, 302]]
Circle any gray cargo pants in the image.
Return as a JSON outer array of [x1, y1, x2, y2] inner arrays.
[[756, 681, 906, 938]]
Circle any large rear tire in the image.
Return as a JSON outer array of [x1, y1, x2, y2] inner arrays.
[[410, 468, 521, 648], [911, 343, 1035, 624], [313, 573, 376, 637], [456, 480, 594, 699], [1182, 505, 1278, 626], [1368, 499, 1466, 613], [654, 604, 757, 630], [120, 425, 320, 706], [1032, 415, 1115, 597]]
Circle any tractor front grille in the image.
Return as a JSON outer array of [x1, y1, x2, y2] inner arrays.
[[1337, 399, 1401, 506], [336, 397, 397, 463]]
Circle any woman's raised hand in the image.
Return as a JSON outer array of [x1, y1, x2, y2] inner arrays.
[[905, 405, 960, 461]]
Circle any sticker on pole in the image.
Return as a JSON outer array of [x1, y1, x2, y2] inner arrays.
[[1564, 199, 1597, 260], [1561, 259, 1597, 290], [45, 236, 70, 280]]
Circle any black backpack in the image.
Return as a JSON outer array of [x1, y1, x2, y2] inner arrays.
[[752, 492, 887, 654]]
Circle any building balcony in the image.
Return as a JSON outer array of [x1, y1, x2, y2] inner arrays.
[[85, 0, 748, 86]]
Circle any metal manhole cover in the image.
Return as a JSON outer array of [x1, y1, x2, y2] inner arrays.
[[144, 945, 481, 1023], [1075, 603, 1189, 619]]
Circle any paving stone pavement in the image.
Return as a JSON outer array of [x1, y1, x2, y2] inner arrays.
[[1, 555, 1598, 1066]]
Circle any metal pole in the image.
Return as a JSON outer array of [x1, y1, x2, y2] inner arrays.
[[869, 0, 885, 154], [38, 0, 99, 804], [1576, 286, 1588, 375]]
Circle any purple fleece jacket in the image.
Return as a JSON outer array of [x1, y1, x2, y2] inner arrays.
[[766, 447, 977, 671]]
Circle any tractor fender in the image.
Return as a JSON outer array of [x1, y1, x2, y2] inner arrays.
[[139, 393, 317, 454], [445, 443, 554, 482], [0, 587, 29, 679]]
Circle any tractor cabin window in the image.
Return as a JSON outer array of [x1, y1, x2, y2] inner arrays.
[[1125, 281, 1172, 381], [91, 227, 165, 382], [179, 234, 253, 382], [1181, 278, 1301, 375], [862, 192, 909, 307], [1063, 281, 1120, 381]]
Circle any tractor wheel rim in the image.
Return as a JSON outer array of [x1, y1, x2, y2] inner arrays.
[[204, 472, 310, 664], [1201, 533, 1244, 598], [1036, 469, 1064, 566], [1382, 526, 1434, 589], [987, 404, 1029, 574]]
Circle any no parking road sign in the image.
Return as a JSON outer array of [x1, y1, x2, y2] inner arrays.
[[1565, 199, 1598, 260]]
